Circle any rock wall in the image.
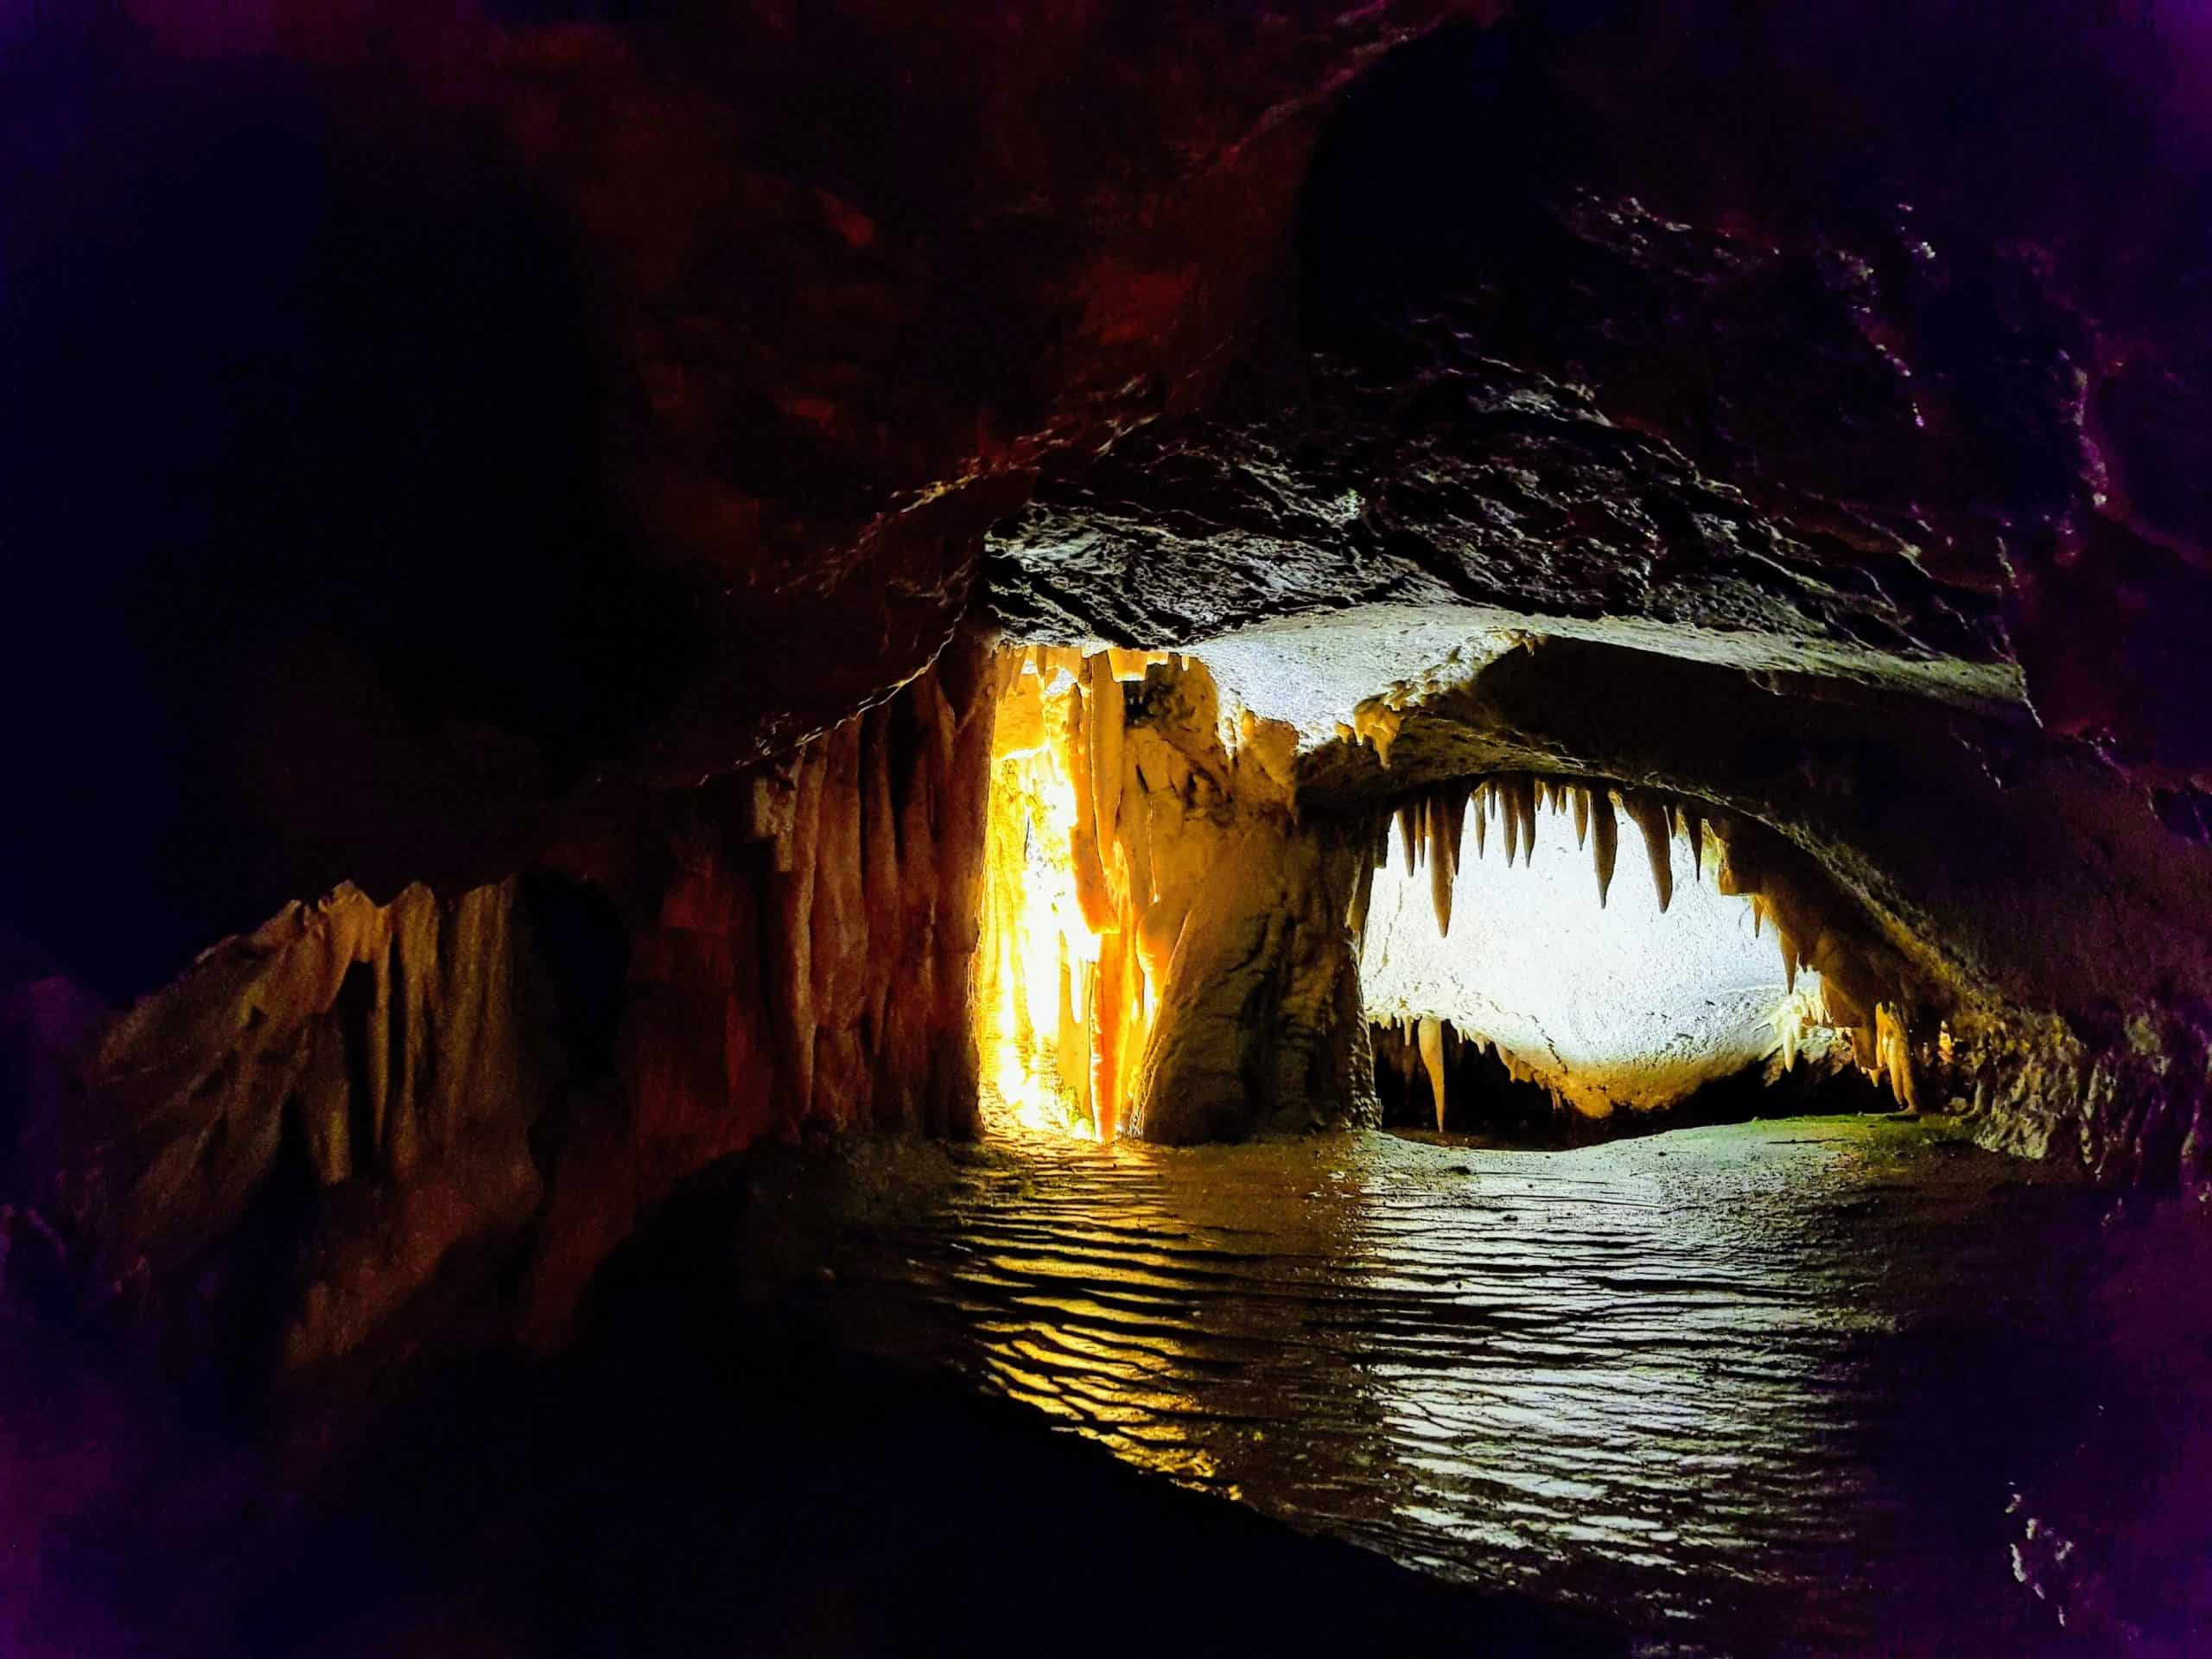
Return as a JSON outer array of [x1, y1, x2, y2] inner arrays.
[[0, 639, 999, 1377], [1947, 1006, 2212, 1198], [976, 650, 1376, 1145], [1128, 817, 1375, 1144]]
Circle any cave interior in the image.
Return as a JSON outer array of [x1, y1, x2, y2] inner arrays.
[[6, 2, 2212, 1654]]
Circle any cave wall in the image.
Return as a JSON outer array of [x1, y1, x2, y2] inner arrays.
[[986, 2, 2212, 1192], [4, 0, 2212, 1422], [979, 650, 1376, 1145], [0, 0, 1477, 1002], [0, 640, 999, 1376]]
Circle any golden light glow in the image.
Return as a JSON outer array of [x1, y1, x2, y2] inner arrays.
[[977, 646, 1171, 1139]]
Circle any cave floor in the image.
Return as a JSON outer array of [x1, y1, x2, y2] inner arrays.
[[24, 1116, 2212, 1658], [773, 1116, 2212, 1656]]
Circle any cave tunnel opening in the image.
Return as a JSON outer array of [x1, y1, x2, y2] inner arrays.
[[973, 639, 1915, 1150]]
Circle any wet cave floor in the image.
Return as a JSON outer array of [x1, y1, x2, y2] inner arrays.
[[38, 1117, 2212, 1658], [765, 1116, 2212, 1657]]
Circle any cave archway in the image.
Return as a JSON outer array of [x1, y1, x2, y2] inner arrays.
[[971, 641, 1914, 1148]]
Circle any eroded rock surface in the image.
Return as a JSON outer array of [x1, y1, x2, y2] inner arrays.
[[0, 643, 998, 1376]]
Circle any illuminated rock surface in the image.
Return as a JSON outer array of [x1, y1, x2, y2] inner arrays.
[[5, 2, 2212, 1650], [808, 1119, 2212, 1655], [1359, 801, 1794, 1117], [977, 649, 1372, 1146]]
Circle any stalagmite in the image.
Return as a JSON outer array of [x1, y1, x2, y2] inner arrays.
[[1417, 1014, 1448, 1132], [1058, 948, 1091, 1124], [1623, 792, 1674, 913], [1874, 1002, 1920, 1111], [1092, 926, 1130, 1141], [1590, 787, 1619, 908]]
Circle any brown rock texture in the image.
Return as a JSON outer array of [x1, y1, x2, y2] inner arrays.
[[0, 0, 1483, 1000], [0, 645, 999, 1374], [3, 0, 2212, 1423], [978, 651, 1376, 1144]]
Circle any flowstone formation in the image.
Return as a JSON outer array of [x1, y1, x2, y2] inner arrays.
[[978, 649, 1373, 1146], [1, 642, 1000, 1376]]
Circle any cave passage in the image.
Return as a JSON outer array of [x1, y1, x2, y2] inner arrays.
[[1360, 779, 1886, 1141], [975, 643, 1901, 1148], [16, 5, 2212, 1653]]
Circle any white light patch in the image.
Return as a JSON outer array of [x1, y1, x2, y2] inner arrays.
[[1359, 795, 1800, 1116]]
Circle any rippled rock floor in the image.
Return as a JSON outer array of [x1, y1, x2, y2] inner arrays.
[[794, 1116, 2212, 1656], [18, 1115, 2209, 1656]]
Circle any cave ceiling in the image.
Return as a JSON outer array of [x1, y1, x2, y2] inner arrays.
[[5, 0, 2212, 999]]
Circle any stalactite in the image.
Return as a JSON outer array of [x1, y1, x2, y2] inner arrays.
[[981, 646, 1362, 1141], [1679, 803, 1707, 885], [1429, 814, 1456, 937], [1622, 791, 1674, 913], [1590, 787, 1619, 908], [1503, 774, 1537, 868], [1352, 696, 1402, 767], [1398, 799, 1421, 873], [1348, 830, 1378, 941], [769, 741, 826, 1119], [1434, 786, 1467, 880], [1087, 656, 1124, 855], [1571, 783, 1590, 850], [1065, 682, 1117, 934]]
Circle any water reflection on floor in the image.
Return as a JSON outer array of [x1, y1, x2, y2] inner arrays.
[[803, 1117, 2210, 1656]]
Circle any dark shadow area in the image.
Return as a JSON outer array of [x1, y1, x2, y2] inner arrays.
[[22, 1157, 1629, 1659], [1371, 1016, 1890, 1147], [0, 23, 707, 999]]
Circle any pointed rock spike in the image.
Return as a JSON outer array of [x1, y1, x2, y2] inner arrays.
[[1591, 788, 1619, 908], [1430, 832, 1455, 938], [1624, 791, 1674, 913], [1418, 1016, 1448, 1133], [1437, 785, 1469, 878], [1571, 784, 1590, 850], [1511, 775, 1537, 864]]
